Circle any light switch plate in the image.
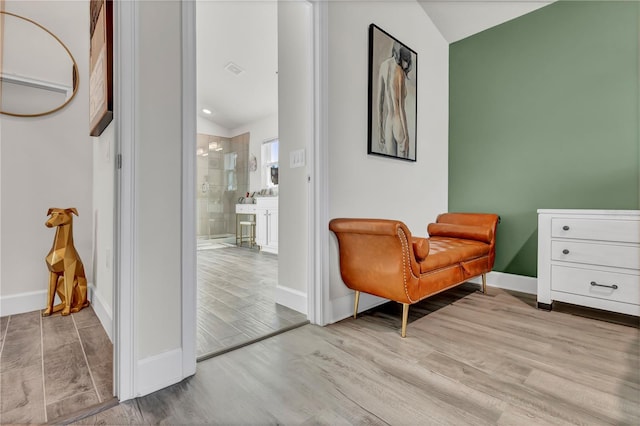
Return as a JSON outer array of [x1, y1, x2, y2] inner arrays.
[[290, 149, 305, 168]]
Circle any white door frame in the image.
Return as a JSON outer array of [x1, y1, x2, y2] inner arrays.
[[113, 0, 328, 400], [180, 0, 197, 378], [113, 0, 138, 401], [309, 0, 329, 325]]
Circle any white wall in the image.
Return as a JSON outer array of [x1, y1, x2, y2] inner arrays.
[[277, 1, 312, 310], [0, 0, 93, 315], [91, 122, 114, 339], [136, 0, 182, 360], [231, 113, 278, 192], [327, 1, 450, 320], [197, 116, 231, 138]]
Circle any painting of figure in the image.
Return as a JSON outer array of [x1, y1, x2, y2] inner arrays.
[[368, 24, 417, 161]]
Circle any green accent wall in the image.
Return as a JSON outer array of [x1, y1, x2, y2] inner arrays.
[[449, 1, 639, 277]]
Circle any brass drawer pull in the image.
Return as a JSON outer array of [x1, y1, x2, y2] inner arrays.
[[590, 281, 618, 290], [562, 249, 570, 255], [562, 225, 570, 231]]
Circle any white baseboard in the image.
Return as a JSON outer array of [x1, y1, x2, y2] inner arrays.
[[275, 285, 308, 315], [0, 289, 48, 316], [330, 291, 387, 324], [329, 272, 537, 324], [88, 284, 113, 342], [468, 271, 537, 295], [1, 284, 114, 340], [137, 348, 183, 397]]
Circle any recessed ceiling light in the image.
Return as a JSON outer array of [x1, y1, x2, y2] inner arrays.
[[202, 108, 212, 115]]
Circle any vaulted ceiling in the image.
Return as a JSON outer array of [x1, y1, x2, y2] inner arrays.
[[196, 0, 554, 131], [418, 1, 552, 43], [196, 0, 278, 130]]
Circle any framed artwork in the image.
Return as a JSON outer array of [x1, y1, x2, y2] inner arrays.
[[367, 24, 417, 162], [89, 0, 113, 137]]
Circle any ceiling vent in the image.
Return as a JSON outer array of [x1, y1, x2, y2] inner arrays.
[[224, 62, 245, 76]]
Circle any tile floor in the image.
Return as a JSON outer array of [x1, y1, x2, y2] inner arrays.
[[0, 244, 308, 423], [0, 307, 113, 424], [197, 245, 308, 358]]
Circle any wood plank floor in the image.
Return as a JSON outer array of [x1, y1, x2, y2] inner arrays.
[[75, 284, 639, 425], [0, 306, 114, 424], [0, 244, 307, 424], [197, 245, 308, 358]]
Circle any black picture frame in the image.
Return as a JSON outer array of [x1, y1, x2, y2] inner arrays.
[[367, 24, 417, 162]]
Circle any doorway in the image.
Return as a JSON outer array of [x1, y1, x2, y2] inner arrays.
[[194, 0, 309, 359], [112, 0, 320, 398]]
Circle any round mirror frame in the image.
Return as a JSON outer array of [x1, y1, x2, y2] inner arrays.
[[0, 10, 80, 118]]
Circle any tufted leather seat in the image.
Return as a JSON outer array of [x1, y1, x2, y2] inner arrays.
[[329, 213, 499, 337], [420, 238, 489, 272]]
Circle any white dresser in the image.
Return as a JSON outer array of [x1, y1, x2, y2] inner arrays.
[[537, 209, 640, 316]]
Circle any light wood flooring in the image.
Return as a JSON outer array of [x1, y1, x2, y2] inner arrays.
[[0, 245, 305, 424], [197, 245, 308, 358], [0, 307, 114, 424], [75, 284, 639, 425]]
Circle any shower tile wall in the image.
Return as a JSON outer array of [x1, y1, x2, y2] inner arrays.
[[197, 132, 249, 238]]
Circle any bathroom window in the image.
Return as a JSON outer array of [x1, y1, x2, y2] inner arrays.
[[224, 152, 237, 191], [262, 138, 278, 188]]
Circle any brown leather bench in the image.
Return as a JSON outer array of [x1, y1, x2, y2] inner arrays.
[[329, 213, 500, 337]]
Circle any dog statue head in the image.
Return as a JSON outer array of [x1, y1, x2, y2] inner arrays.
[[46, 207, 79, 228]]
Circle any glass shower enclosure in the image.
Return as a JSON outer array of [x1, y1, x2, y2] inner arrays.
[[196, 132, 249, 242]]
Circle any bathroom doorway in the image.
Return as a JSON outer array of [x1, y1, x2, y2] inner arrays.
[[194, 0, 308, 359]]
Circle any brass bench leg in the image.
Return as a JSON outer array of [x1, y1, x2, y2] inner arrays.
[[482, 273, 487, 294], [401, 303, 409, 338], [353, 291, 360, 319]]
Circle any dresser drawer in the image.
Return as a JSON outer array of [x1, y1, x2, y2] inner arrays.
[[551, 241, 640, 270], [551, 265, 640, 305], [551, 218, 640, 243], [236, 204, 256, 214]]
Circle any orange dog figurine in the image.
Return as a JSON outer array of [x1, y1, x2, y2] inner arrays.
[[43, 208, 89, 316]]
